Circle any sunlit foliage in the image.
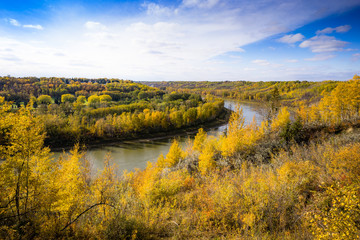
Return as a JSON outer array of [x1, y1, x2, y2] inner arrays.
[[0, 77, 225, 147], [157, 140, 185, 168], [220, 106, 266, 158], [298, 75, 360, 125], [271, 106, 290, 131], [1, 75, 360, 239]]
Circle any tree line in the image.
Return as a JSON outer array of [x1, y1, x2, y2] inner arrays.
[[0, 77, 226, 147]]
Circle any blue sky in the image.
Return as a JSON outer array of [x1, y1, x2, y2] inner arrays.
[[0, 0, 359, 81]]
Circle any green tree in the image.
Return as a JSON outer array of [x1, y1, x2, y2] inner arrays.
[[37, 95, 52, 105], [99, 94, 112, 103], [270, 85, 281, 117], [73, 95, 87, 112], [88, 95, 100, 108], [61, 94, 76, 103], [76, 95, 87, 104]]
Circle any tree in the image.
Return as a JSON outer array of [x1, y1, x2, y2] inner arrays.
[[220, 105, 245, 157], [76, 95, 87, 104], [88, 95, 100, 108], [73, 95, 87, 112], [61, 94, 76, 103], [193, 128, 207, 152], [0, 106, 51, 237], [270, 85, 281, 117], [198, 137, 217, 175], [157, 140, 185, 168], [37, 95, 52, 105], [100, 94, 112, 103], [271, 106, 290, 131]]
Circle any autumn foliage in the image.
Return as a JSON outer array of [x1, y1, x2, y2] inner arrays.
[[1, 76, 360, 239]]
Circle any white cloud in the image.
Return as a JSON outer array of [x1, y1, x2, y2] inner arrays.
[[336, 25, 352, 33], [299, 35, 348, 53], [286, 59, 299, 63], [9, 18, 21, 27], [142, 3, 174, 16], [23, 24, 43, 30], [353, 53, 360, 61], [316, 25, 351, 35], [244, 67, 256, 71], [0, 37, 62, 67], [182, 0, 220, 9], [252, 59, 270, 66], [6, 18, 43, 30], [251, 59, 283, 69], [84, 21, 106, 31], [278, 33, 305, 44], [305, 54, 335, 61], [1, 0, 360, 81]]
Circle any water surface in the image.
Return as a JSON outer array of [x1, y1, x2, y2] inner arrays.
[[53, 100, 264, 173]]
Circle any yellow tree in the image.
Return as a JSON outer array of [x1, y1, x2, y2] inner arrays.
[[51, 146, 87, 220], [0, 104, 52, 237], [198, 137, 218, 175], [220, 105, 245, 157], [348, 78, 360, 118], [270, 106, 290, 131], [193, 128, 207, 152], [157, 140, 185, 168], [220, 106, 267, 158], [86, 154, 119, 234], [318, 79, 360, 124]]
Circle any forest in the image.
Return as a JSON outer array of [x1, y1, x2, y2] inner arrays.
[[1, 75, 360, 239], [141, 78, 342, 106], [0, 77, 225, 147]]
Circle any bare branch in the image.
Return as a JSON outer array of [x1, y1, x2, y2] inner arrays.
[[61, 202, 114, 232]]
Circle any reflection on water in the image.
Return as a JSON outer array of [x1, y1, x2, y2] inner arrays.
[[53, 101, 265, 173], [223, 100, 263, 125]]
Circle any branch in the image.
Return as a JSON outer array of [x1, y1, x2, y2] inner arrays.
[[61, 202, 114, 232], [0, 196, 15, 209], [0, 210, 31, 221]]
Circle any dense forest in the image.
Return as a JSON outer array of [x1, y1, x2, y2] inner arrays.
[[141, 78, 346, 106], [0, 77, 225, 147], [1, 75, 360, 239]]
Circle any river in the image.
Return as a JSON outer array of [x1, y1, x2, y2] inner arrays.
[[53, 100, 265, 173]]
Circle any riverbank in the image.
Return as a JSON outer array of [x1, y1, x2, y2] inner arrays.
[[50, 108, 232, 151]]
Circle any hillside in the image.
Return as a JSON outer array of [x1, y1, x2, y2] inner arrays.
[[0, 76, 360, 239]]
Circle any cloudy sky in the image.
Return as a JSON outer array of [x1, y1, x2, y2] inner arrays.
[[0, 0, 360, 81]]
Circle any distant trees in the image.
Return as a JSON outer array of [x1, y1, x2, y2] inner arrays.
[[76, 95, 86, 104], [88, 95, 100, 108], [298, 75, 360, 124], [140, 79, 342, 107], [61, 94, 76, 103], [37, 95, 52, 105], [87, 94, 112, 108], [0, 77, 224, 147], [100, 94, 112, 103], [0, 77, 164, 105]]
